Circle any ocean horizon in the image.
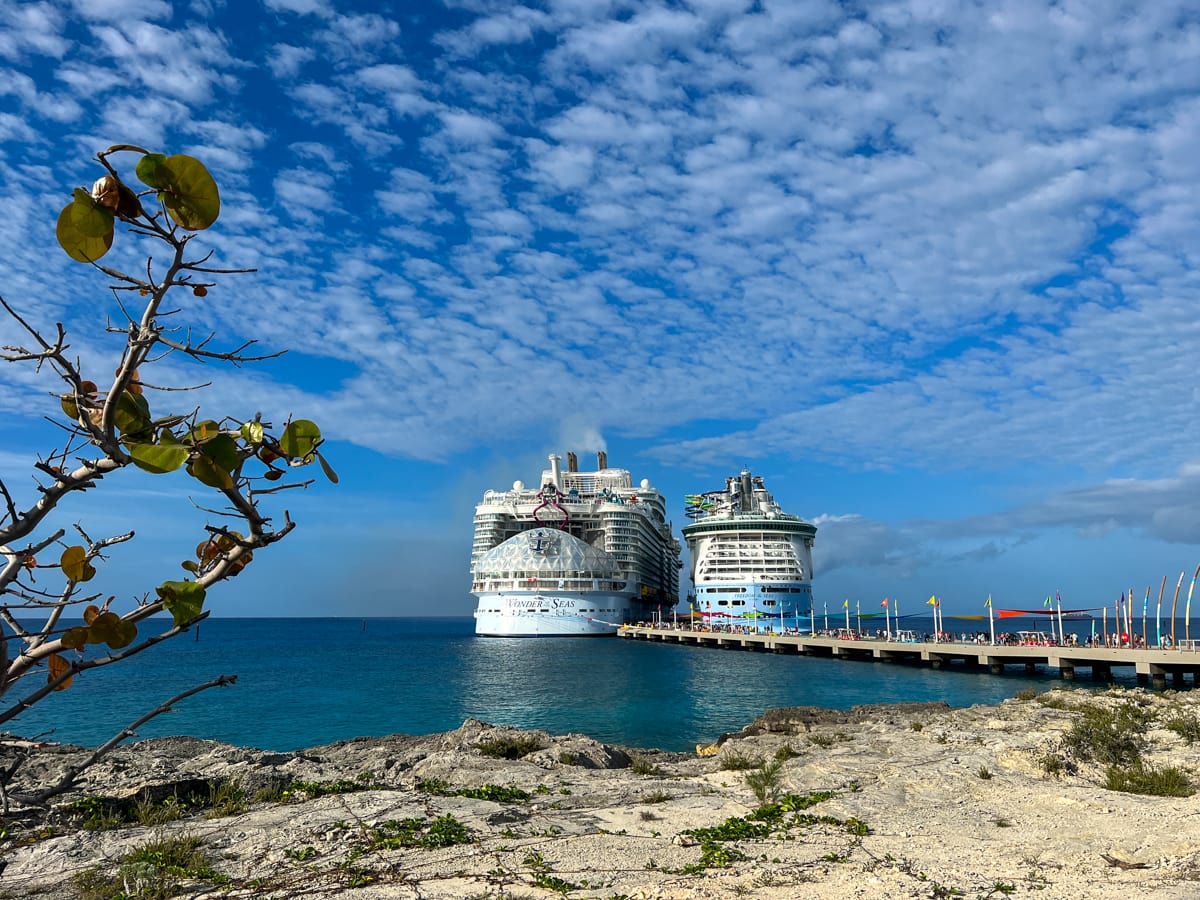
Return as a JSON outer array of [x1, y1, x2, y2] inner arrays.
[[7, 615, 1195, 754]]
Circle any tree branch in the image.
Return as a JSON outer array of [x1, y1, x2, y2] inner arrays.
[[29, 674, 238, 804]]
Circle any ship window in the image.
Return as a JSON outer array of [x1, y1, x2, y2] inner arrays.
[[717, 600, 728, 606]]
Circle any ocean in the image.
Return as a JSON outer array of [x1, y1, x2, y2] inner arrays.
[[6, 616, 1191, 753]]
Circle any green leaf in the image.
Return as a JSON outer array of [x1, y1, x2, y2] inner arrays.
[[280, 419, 322, 459], [110, 618, 137, 650], [187, 453, 234, 489], [137, 154, 220, 230], [186, 420, 222, 445], [315, 450, 339, 484], [156, 580, 207, 626], [135, 153, 169, 189], [56, 192, 115, 262], [60, 545, 96, 583], [62, 626, 89, 651], [200, 433, 240, 470], [113, 391, 152, 438], [240, 421, 264, 445], [128, 441, 189, 474]]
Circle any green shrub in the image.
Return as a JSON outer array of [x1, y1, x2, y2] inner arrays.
[[1165, 713, 1200, 744], [1013, 688, 1038, 701], [1104, 763, 1194, 797], [629, 755, 659, 776], [720, 751, 760, 771], [774, 744, 799, 761], [1063, 703, 1148, 765], [475, 735, 544, 759]]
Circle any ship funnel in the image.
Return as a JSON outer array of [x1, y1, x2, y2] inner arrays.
[[549, 454, 562, 489], [740, 470, 753, 511], [567, 451, 578, 472], [597, 450, 608, 470]]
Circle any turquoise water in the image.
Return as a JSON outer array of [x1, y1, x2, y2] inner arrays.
[[4, 616, 1181, 752]]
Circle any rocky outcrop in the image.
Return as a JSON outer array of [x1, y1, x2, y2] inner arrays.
[[3, 688, 1200, 898]]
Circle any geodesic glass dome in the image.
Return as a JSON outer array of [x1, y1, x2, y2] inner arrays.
[[472, 529, 620, 578]]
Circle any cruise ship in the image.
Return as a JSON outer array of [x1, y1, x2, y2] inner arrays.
[[470, 452, 682, 636], [682, 470, 817, 631]]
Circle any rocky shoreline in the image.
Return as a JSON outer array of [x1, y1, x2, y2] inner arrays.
[[3, 687, 1200, 898]]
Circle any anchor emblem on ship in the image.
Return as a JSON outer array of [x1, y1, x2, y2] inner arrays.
[[529, 529, 558, 555]]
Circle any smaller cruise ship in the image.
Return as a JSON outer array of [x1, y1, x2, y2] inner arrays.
[[682, 470, 816, 630]]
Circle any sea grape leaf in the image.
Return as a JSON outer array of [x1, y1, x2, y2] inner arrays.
[[61, 627, 89, 651], [92, 615, 137, 649], [60, 546, 96, 583], [187, 420, 222, 444], [128, 441, 189, 474], [48, 653, 74, 691], [280, 419, 321, 459], [315, 450, 339, 484], [240, 421, 264, 445], [56, 190, 115, 262], [61, 394, 80, 421], [156, 580, 207, 626], [187, 453, 234, 489], [135, 153, 169, 188], [83, 604, 101, 625], [186, 433, 240, 488], [111, 618, 137, 649], [136, 154, 220, 230], [199, 433, 240, 470], [113, 391, 152, 437]]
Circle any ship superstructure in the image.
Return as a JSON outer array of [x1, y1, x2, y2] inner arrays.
[[682, 470, 816, 631], [471, 452, 682, 636]]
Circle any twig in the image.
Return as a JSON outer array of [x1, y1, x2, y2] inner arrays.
[[30, 674, 238, 803]]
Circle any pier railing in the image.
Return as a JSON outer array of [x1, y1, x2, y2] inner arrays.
[[618, 625, 1200, 688]]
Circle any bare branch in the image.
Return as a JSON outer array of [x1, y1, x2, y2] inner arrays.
[[30, 674, 237, 803]]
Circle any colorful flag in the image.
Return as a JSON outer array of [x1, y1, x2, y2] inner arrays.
[[842, 599, 849, 609], [880, 598, 889, 608], [1043, 596, 1052, 608], [985, 595, 991, 608], [927, 595, 938, 607]]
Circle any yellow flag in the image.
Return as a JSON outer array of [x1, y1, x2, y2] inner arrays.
[[985, 595, 992, 608], [842, 599, 849, 609], [926, 595, 938, 606]]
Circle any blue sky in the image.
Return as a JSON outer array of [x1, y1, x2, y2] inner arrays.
[[2, 0, 1200, 619]]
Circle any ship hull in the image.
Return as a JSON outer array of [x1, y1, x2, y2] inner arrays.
[[473, 591, 635, 637]]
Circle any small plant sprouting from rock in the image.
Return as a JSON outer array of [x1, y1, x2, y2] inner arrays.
[[1165, 713, 1200, 744], [744, 758, 785, 805], [774, 744, 799, 761], [720, 750, 760, 771], [629, 755, 659, 776], [74, 833, 225, 900], [418, 779, 531, 803], [977, 766, 993, 780]]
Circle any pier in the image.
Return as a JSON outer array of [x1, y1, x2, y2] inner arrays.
[[618, 626, 1200, 688]]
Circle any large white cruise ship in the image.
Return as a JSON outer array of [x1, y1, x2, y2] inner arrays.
[[682, 470, 817, 631], [470, 452, 682, 636]]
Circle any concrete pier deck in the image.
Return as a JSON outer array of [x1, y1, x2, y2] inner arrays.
[[618, 625, 1200, 687]]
